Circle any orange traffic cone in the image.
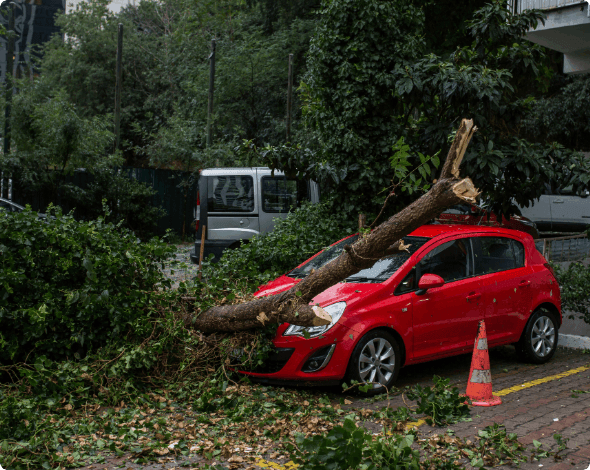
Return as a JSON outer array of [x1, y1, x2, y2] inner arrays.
[[465, 320, 502, 407]]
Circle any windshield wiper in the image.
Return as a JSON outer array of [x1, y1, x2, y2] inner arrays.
[[345, 276, 376, 283], [287, 272, 306, 279]]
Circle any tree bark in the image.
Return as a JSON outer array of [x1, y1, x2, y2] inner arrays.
[[193, 119, 479, 333]]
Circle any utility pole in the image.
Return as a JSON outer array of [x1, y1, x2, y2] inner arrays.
[[286, 53, 293, 143], [4, 2, 15, 157], [206, 39, 216, 148], [114, 23, 123, 152]]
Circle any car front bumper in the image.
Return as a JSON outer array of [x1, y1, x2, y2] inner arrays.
[[236, 325, 359, 384]]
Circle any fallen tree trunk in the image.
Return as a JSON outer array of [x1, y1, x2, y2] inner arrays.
[[193, 119, 479, 333]]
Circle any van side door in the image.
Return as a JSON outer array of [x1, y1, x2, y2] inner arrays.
[[257, 171, 311, 233]]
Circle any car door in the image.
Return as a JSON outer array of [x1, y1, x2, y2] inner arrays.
[[550, 186, 590, 231], [411, 237, 484, 360], [471, 235, 533, 345], [517, 185, 553, 231]]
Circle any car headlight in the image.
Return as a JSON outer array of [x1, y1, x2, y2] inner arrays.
[[283, 302, 346, 338]]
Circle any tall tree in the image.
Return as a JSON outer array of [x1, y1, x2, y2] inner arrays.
[[300, 0, 590, 220]]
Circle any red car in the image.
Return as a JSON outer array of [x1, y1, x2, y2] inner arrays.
[[241, 225, 561, 394]]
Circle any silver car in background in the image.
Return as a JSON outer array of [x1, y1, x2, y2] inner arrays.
[[517, 185, 590, 232]]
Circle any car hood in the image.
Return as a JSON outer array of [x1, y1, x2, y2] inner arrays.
[[254, 275, 383, 309]]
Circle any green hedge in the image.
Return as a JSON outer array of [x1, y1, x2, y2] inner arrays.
[[0, 207, 174, 363]]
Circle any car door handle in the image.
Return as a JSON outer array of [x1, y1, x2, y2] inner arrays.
[[466, 292, 481, 302], [518, 280, 531, 288], [553, 199, 564, 203]]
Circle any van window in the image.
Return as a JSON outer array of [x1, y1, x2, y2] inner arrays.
[[262, 177, 308, 213], [208, 175, 255, 212]]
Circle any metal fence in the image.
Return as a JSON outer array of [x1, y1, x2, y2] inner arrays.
[[10, 167, 198, 237], [535, 234, 590, 262], [514, 0, 587, 13]]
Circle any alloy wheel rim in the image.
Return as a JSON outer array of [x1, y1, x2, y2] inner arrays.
[[358, 338, 395, 388], [531, 315, 555, 358]]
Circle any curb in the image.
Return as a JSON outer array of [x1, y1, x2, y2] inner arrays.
[[559, 333, 590, 350]]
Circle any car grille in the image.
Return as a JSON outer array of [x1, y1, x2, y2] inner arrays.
[[238, 347, 295, 374]]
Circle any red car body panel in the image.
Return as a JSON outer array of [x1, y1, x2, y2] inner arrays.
[[240, 225, 561, 384]]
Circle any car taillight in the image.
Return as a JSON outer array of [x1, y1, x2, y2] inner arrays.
[[195, 191, 200, 232], [544, 262, 556, 279]]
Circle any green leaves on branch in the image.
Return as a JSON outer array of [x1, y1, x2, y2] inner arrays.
[[406, 376, 470, 426], [291, 417, 420, 470]]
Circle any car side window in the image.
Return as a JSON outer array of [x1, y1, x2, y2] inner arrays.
[[417, 239, 470, 284], [395, 268, 416, 295], [512, 239, 525, 268], [471, 236, 524, 274]]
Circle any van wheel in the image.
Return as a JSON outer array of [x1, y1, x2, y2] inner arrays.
[[516, 309, 559, 364], [346, 329, 400, 396]]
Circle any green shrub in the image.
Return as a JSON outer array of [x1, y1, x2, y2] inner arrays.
[[208, 200, 351, 285], [0, 206, 174, 363], [554, 261, 590, 325]]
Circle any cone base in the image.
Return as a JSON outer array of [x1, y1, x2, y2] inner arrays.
[[470, 395, 502, 407]]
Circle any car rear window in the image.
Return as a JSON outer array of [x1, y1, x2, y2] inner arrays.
[[208, 175, 255, 212], [288, 235, 429, 283], [472, 236, 525, 274]]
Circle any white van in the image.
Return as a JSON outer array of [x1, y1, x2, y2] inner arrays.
[[190, 168, 320, 263]]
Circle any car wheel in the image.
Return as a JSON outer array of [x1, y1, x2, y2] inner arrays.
[[517, 309, 559, 364], [346, 329, 401, 396]]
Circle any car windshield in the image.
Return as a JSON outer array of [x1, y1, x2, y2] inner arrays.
[[288, 235, 430, 283]]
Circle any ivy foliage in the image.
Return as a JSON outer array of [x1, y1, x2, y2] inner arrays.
[[554, 260, 590, 326], [301, 0, 427, 214], [0, 207, 174, 363]]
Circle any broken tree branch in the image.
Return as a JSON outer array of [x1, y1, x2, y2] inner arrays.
[[192, 119, 479, 333]]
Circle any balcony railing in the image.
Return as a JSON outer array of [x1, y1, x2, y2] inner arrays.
[[514, 0, 588, 14]]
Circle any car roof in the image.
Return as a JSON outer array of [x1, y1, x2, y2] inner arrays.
[[200, 167, 285, 177], [408, 224, 529, 239]]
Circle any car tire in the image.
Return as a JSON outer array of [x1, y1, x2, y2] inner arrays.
[[345, 329, 401, 396], [516, 308, 559, 364]]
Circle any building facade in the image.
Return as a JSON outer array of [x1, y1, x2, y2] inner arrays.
[[0, 0, 135, 83], [513, 0, 590, 74], [0, 0, 65, 82]]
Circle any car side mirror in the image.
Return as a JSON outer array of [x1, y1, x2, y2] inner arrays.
[[416, 274, 445, 296]]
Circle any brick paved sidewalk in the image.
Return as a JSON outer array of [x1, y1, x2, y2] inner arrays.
[[332, 346, 590, 470], [408, 348, 590, 470]]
